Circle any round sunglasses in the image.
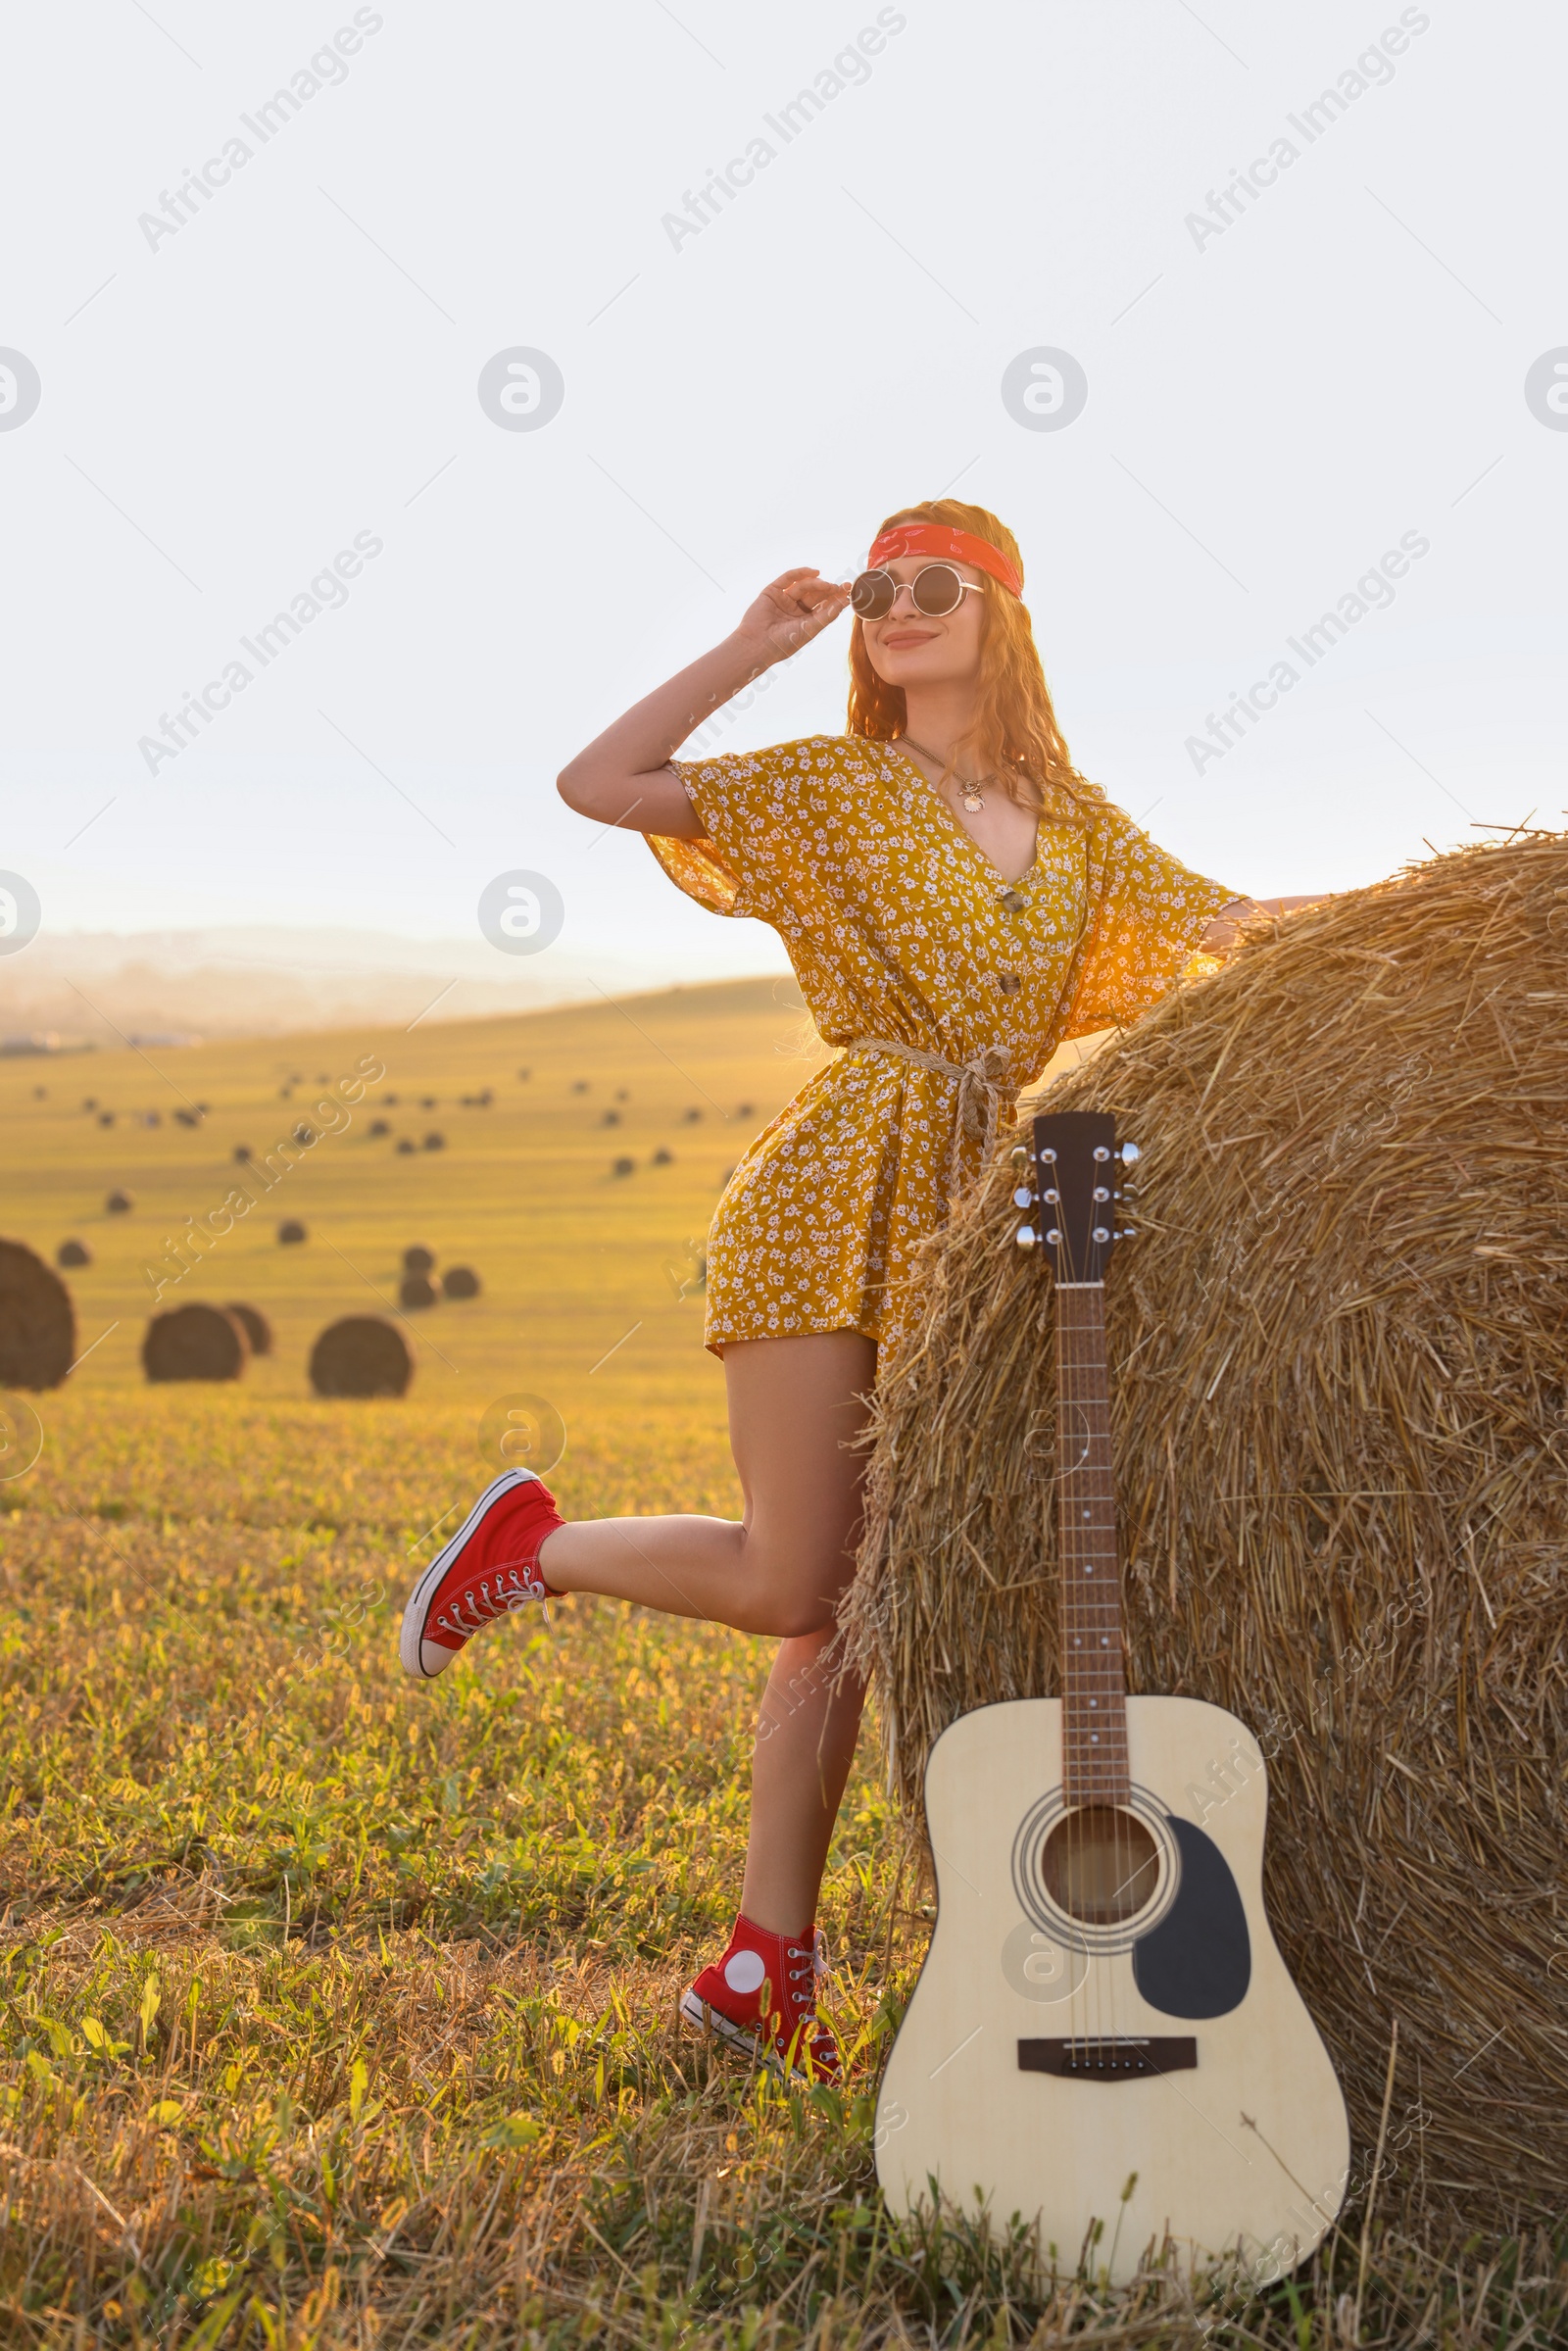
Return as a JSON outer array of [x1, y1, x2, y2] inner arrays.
[[850, 563, 986, 620]]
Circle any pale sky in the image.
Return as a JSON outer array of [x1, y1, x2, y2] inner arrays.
[[2, 0, 1562, 992]]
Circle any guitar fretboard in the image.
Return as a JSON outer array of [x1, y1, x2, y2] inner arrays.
[[1055, 1282, 1129, 1804]]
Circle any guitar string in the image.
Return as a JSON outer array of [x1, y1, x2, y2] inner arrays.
[[1055, 1225, 1134, 2064]]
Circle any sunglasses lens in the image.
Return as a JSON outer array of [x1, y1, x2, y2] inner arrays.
[[912, 563, 964, 615], [851, 569, 896, 617]]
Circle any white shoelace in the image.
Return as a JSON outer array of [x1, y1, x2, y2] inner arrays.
[[436, 1564, 540, 1639]]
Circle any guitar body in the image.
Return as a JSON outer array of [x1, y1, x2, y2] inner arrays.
[[877, 1694, 1349, 2283]]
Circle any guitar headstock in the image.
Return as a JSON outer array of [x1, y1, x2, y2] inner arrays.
[[1011, 1110, 1139, 1285]]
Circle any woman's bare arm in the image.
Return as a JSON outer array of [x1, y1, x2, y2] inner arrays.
[[1200, 893, 1326, 955], [556, 569, 850, 839]]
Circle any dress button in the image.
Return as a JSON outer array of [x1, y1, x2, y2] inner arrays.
[[997, 972, 1021, 996], [997, 888, 1028, 913]]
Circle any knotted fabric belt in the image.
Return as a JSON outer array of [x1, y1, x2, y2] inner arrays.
[[845, 1036, 1016, 1202]]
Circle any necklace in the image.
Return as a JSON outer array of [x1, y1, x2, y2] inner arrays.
[[900, 733, 997, 814]]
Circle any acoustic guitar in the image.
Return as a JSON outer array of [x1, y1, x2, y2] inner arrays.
[[875, 1110, 1349, 2284]]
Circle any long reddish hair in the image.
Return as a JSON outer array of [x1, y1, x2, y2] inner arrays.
[[846, 499, 1096, 822]]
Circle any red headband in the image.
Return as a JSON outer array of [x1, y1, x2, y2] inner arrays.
[[864, 522, 1023, 599]]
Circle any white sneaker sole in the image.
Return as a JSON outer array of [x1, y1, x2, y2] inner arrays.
[[677, 1988, 834, 2085], [399, 1467, 543, 1680]]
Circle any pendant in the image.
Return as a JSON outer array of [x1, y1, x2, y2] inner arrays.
[[961, 791, 985, 812]]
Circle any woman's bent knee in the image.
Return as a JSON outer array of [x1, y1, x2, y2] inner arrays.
[[767, 1596, 841, 1640]]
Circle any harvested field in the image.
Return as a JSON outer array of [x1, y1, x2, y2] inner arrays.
[[2, 970, 1564, 2341]]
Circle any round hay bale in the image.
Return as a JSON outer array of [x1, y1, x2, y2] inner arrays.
[[368, 1119, 390, 1138], [441, 1265, 480, 1299], [233, 1144, 252, 1163], [395, 1138, 416, 1156], [421, 1131, 446, 1151], [399, 1272, 436, 1310], [105, 1189, 132, 1214], [0, 1239, 76, 1390], [843, 836, 1568, 2229], [142, 1303, 248, 1383], [57, 1239, 91, 1269], [225, 1301, 272, 1356], [403, 1246, 434, 1275], [611, 1155, 635, 1179], [310, 1315, 414, 1397], [277, 1219, 307, 1246]]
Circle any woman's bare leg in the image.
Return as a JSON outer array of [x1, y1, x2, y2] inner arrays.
[[538, 1331, 875, 1640], [743, 1633, 867, 1937], [539, 1330, 875, 1937]]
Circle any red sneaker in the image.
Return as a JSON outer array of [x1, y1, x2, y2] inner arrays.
[[400, 1469, 564, 1679], [679, 1913, 842, 2083]]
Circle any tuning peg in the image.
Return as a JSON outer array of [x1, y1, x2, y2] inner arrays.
[[1118, 1142, 1141, 1164], [1009, 1143, 1030, 1172], [1114, 1228, 1138, 1241], [1015, 1224, 1037, 1249], [1092, 1226, 1110, 1244], [1012, 1186, 1034, 1208]]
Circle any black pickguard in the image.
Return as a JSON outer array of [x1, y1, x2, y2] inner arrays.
[[1132, 1816, 1251, 2019]]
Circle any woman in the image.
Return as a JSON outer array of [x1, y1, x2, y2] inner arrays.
[[401, 500, 1291, 2083]]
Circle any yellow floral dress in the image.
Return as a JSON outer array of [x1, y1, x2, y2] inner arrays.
[[650, 736, 1232, 1356]]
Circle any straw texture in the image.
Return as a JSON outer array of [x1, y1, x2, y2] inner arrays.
[[842, 835, 1568, 2227]]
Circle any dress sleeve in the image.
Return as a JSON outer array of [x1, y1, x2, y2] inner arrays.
[[1057, 801, 1235, 1039], [645, 740, 829, 920]]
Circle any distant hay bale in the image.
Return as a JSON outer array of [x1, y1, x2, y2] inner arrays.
[[309, 1315, 415, 1398], [421, 1131, 446, 1151], [842, 835, 1568, 2229], [612, 1155, 635, 1179], [142, 1303, 248, 1384], [0, 1239, 76, 1391], [368, 1119, 390, 1138], [441, 1265, 480, 1299], [277, 1220, 307, 1246], [233, 1145, 252, 1163], [395, 1139, 416, 1155], [399, 1273, 437, 1310], [57, 1239, 91, 1269], [105, 1190, 132, 1214], [402, 1247, 434, 1275], [225, 1301, 272, 1356]]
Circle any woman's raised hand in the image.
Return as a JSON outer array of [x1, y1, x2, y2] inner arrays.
[[735, 568, 852, 664]]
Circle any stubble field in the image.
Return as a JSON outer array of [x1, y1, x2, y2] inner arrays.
[[1, 982, 1563, 2347]]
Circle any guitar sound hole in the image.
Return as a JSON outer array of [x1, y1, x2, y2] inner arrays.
[[1042, 1807, 1160, 1925]]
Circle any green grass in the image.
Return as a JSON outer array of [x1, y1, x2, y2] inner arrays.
[[2, 989, 1565, 2346]]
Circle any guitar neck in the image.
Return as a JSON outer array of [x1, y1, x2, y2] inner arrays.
[[1055, 1281, 1129, 1805]]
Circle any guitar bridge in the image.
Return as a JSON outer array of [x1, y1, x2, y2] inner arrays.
[[1018, 2035, 1197, 2079]]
